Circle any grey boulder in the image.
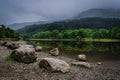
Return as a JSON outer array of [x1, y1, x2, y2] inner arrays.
[[39, 58, 70, 73], [12, 47, 36, 63]]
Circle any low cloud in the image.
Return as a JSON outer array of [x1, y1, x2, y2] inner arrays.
[[0, 0, 120, 24]]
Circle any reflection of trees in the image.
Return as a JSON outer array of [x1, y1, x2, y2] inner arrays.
[[108, 43, 120, 55], [29, 41, 120, 55]]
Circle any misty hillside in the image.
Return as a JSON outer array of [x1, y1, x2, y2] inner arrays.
[[8, 8, 120, 30], [75, 8, 120, 19], [8, 21, 52, 30], [17, 17, 120, 34]]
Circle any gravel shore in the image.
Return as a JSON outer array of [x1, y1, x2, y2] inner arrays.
[[0, 46, 120, 80]]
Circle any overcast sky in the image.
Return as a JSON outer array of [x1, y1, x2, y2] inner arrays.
[[0, 0, 120, 24]]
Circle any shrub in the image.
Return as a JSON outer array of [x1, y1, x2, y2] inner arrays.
[[5, 51, 15, 61]]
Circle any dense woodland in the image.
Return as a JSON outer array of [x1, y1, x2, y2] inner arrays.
[[18, 18, 120, 34], [1, 17, 120, 40], [32, 27, 120, 39], [0, 25, 20, 40]]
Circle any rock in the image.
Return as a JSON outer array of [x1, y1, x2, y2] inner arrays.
[[7, 42, 19, 49], [71, 61, 91, 68], [5, 42, 12, 47], [97, 62, 102, 65], [6, 41, 27, 49], [0, 41, 7, 46], [49, 48, 59, 56], [19, 45, 34, 48], [12, 47, 37, 63], [35, 46, 42, 52], [77, 54, 87, 61], [39, 58, 70, 73]]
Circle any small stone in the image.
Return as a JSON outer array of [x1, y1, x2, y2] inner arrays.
[[35, 46, 42, 52], [49, 48, 59, 56], [71, 61, 91, 68], [97, 62, 101, 65], [77, 54, 87, 61]]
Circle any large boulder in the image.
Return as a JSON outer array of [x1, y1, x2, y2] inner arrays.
[[39, 58, 70, 73], [35, 46, 42, 52], [77, 54, 87, 61], [71, 61, 91, 68], [49, 48, 59, 56], [12, 47, 37, 63]]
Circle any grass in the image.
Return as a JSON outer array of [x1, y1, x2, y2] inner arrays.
[[84, 38, 120, 42], [28, 38, 120, 42], [5, 51, 15, 61]]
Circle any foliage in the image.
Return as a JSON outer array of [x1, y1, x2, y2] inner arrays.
[[32, 27, 120, 39], [5, 51, 15, 61], [0, 25, 20, 40], [109, 27, 120, 39], [17, 18, 120, 34]]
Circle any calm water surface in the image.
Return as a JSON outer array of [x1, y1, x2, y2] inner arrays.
[[29, 41, 120, 62]]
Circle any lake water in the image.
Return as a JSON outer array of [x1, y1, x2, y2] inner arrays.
[[29, 41, 120, 62]]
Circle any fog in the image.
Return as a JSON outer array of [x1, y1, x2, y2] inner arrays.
[[0, 0, 120, 24]]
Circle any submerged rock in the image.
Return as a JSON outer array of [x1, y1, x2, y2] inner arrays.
[[77, 54, 87, 61], [49, 48, 59, 56], [12, 47, 36, 63], [39, 58, 70, 73], [35, 46, 42, 52], [71, 61, 91, 68]]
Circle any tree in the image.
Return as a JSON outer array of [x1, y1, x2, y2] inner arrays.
[[110, 27, 120, 39]]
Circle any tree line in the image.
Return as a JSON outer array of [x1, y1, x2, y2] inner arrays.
[[18, 18, 120, 34], [32, 27, 120, 39], [0, 25, 20, 40]]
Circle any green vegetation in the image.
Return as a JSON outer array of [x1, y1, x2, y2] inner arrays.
[[32, 27, 120, 40], [5, 51, 15, 61], [18, 18, 120, 34], [0, 25, 20, 40]]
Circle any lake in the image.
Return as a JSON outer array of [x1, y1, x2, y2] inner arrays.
[[28, 41, 120, 62]]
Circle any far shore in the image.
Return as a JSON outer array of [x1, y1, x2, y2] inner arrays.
[[27, 38, 120, 42]]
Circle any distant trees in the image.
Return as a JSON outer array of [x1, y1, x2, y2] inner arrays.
[[32, 27, 120, 39], [18, 18, 120, 34], [109, 27, 120, 39], [93, 29, 109, 38], [0, 25, 20, 40]]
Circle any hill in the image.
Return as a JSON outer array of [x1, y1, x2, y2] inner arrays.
[[75, 8, 120, 19], [8, 21, 52, 30], [17, 17, 120, 34], [9, 8, 120, 30]]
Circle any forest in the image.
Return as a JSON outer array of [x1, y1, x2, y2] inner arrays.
[[0, 25, 20, 40], [32, 27, 120, 39], [18, 18, 120, 34]]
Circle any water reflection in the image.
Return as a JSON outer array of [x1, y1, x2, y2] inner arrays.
[[29, 41, 120, 62]]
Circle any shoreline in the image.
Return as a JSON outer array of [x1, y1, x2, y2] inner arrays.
[[0, 45, 120, 80], [27, 38, 120, 42]]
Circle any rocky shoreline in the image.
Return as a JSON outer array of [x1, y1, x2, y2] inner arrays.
[[0, 41, 120, 80]]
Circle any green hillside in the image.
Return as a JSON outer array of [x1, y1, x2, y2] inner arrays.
[[17, 17, 120, 34]]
